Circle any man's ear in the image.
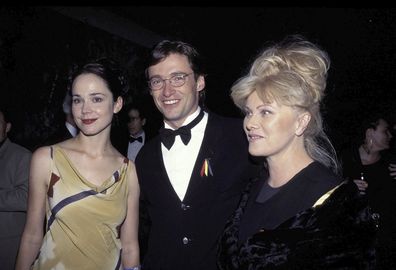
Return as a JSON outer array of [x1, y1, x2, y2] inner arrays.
[[113, 97, 123, 114], [5, 123, 11, 134], [196, 75, 205, 92], [295, 112, 311, 136]]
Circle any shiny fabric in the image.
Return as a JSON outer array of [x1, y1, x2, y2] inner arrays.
[[129, 136, 143, 143], [32, 146, 130, 270], [159, 109, 204, 150], [218, 180, 378, 270]]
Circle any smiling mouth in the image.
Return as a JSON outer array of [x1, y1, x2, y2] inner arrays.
[[82, 119, 96, 124], [248, 134, 263, 140], [163, 99, 179, 105]]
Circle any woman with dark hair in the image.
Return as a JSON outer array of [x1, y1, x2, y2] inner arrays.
[[16, 59, 140, 270], [341, 114, 396, 268]]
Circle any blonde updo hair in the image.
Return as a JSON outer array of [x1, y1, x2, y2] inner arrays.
[[231, 35, 339, 174]]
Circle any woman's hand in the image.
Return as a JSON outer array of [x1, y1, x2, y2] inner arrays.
[[353, 179, 368, 192]]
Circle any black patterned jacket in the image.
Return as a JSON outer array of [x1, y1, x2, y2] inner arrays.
[[218, 179, 378, 270]]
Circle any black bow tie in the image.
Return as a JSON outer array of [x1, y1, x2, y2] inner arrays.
[[129, 136, 143, 143], [160, 110, 205, 150]]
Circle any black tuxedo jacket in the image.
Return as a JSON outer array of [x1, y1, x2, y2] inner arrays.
[[112, 128, 155, 158], [135, 112, 252, 270]]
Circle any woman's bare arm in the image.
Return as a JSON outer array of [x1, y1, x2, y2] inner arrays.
[[15, 146, 51, 270]]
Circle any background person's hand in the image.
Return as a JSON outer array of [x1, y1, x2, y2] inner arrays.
[[389, 163, 396, 179], [353, 179, 368, 192]]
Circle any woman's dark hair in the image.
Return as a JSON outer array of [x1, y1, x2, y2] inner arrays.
[[358, 113, 389, 145], [68, 58, 129, 101]]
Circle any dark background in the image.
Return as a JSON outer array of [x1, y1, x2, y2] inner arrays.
[[1, 7, 395, 151]]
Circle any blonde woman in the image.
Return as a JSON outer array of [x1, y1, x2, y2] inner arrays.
[[218, 36, 377, 269]]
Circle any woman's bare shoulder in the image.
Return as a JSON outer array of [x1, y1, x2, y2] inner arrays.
[[32, 145, 53, 161]]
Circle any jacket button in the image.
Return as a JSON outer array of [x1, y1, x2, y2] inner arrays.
[[181, 203, 190, 210], [182, 237, 190, 245]]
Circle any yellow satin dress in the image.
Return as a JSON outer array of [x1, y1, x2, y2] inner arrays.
[[32, 146, 130, 270]]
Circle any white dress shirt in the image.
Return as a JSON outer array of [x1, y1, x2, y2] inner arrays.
[[127, 131, 145, 162], [162, 108, 208, 201]]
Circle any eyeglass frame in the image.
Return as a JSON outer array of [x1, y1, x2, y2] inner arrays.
[[147, 72, 194, 91]]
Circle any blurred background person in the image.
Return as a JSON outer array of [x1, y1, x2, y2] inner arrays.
[[43, 91, 78, 146], [111, 103, 151, 162], [341, 114, 392, 193], [0, 106, 31, 270], [340, 113, 395, 268], [388, 118, 396, 180], [126, 104, 149, 162]]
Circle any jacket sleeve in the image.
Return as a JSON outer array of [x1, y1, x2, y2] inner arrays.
[[0, 151, 31, 211]]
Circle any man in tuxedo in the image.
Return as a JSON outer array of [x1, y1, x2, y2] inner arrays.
[[44, 91, 77, 145], [135, 40, 252, 270], [126, 105, 147, 162], [0, 107, 31, 269]]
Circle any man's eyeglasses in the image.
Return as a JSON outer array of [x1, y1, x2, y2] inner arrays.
[[147, 73, 193, 91]]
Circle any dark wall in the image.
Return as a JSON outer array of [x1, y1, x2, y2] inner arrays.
[[1, 7, 395, 152]]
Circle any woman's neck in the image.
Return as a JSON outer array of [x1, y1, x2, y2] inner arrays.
[[359, 145, 381, 165], [267, 152, 313, 188], [74, 133, 113, 158]]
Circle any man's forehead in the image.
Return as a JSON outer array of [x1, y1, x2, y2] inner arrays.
[[128, 109, 140, 117]]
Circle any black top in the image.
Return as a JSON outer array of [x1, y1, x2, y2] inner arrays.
[[341, 147, 396, 267], [218, 162, 377, 270], [340, 146, 394, 212], [238, 161, 340, 243]]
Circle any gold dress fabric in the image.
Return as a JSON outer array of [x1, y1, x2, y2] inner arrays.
[[32, 146, 130, 270]]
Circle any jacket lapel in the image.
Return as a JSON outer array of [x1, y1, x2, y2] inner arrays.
[[183, 113, 221, 202]]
